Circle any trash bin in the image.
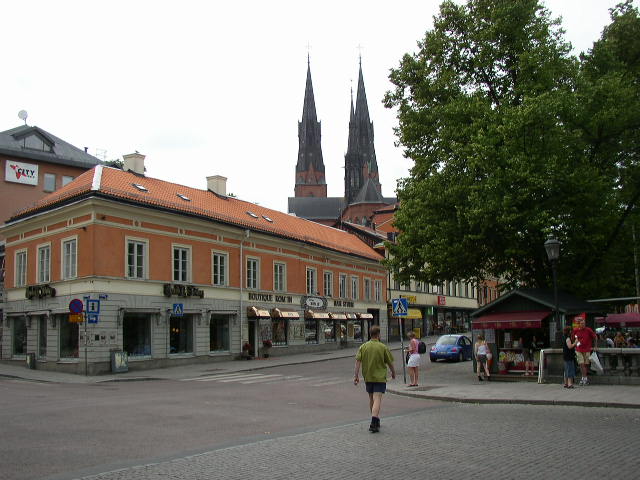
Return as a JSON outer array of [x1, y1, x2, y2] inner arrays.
[[110, 350, 129, 373], [26, 352, 36, 369]]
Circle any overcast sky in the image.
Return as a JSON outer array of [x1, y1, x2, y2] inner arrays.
[[1, 0, 634, 213]]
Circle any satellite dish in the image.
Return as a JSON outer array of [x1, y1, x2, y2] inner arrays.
[[18, 110, 28, 124]]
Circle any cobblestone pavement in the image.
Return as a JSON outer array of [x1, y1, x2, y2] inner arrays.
[[65, 403, 640, 480]]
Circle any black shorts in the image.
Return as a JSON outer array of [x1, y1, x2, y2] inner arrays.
[[365, 382, 387, 394]]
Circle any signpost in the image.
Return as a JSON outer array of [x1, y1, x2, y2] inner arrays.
[[392, 298, 409, 383]]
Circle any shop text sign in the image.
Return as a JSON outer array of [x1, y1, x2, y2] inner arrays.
[[5, 160, 38, 185], [249, 292, 293, 303], [437, 295, 446, 306]]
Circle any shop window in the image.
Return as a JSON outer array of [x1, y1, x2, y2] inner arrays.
[[15, 250, 27, 287], [43, 173, 56, 192], [306, 267, 317, 295], [273, 262, 286, 292], [271, 319, 288, 346], [38, 316, 47, 359], [213, 252, 228, 286], [353, 320, 364, 342], [210, 314, 230, 351], [60, 315, 79, 358], [170, 315, 193, 354], [62, 238, 77, 279], [323, 320, 336, 342], [38, 244, 50, 283], [123, 313, 151, 357], [12, 317, 27, 356], [305, 319, 319, 344], [127, 240, 147, 279], [323, 271, 333, 297]]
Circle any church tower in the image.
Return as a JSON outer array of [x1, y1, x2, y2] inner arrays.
[[294, 58, 327, 198], [344, 60, 381, 205]]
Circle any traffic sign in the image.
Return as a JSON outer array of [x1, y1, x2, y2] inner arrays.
[[69, 299, 84, 314], [172, 303, 184, 316], [87, 299, 100, 314], [69, 313, 84, 323], [392, 298, 409, 316], [87, 314, 99, 324]]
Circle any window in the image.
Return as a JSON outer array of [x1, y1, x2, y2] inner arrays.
[[173, 246, 189, 282], [274, 262, 286, 292], [364, 278, 371, 301], [38, 245, 50, 283], [351, 276, 358, 300], [374, 280, 382, 302], [123, 313, 151, 357], [306, 267, 317, 295], [15, 250, 27, 287], [305, 319, 319, 344], [212, 252, 228, 286], [127, 240, 146, 279], [12, 316, 27, 356], [132, 183, 148, 192], [246, 258, 259, 289], [210, 314, 230, 351], [62, 175, 74, 187], [38, 316, 47, 359], [339, 274, 347, 298], [60, 315, 79, 358], [170, 315, 193, 354], [271, 319, 288, 346], [62, 238, 77, 279], [323, 271, 333, 297], [323, 320, 336, 342], [43, 173, 56, 192]]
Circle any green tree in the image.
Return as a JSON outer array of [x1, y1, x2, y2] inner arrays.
[[384, 0, 640, 299]]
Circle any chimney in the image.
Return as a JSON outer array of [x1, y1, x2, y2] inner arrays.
[[207, 175, 227, 196], [122, 152, 145, 175]]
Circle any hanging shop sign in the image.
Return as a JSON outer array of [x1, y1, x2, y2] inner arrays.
[[301, 295, 327, 310], [437, 295, 447, 306], [26, 285, 56, 299], [163, 284, 204, 298]]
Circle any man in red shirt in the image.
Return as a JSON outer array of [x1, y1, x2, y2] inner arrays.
[[572, 318, 597, 386]]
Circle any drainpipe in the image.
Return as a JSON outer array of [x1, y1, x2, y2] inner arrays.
[[239, 229, 250, 355]]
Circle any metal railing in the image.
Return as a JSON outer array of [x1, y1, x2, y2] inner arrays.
[[538, 348, 640, 383]]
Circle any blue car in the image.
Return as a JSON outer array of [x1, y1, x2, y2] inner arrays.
[[430, 334, 473, 362]]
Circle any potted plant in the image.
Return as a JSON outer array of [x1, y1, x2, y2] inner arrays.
[[262, 339, 272, 358], [241, 342, 252, 360]]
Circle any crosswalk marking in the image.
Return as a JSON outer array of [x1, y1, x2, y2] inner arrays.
[[181, 372, 348, 387], [310, 378, 347, 387]]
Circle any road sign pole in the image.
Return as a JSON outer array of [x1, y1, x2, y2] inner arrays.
[[400, 318, 406, 384]]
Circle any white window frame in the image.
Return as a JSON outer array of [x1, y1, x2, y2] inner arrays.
[[364, 278, 371, 301], [273, 261, 286, 292], [125, 237, 148, 279], [15, 249, 27, 287], [43, 173, 56, 192], [339, 274, 347, 299], [306, 267, 317, 295], [351, 276, 358, 300], [212, 251, 228, 286], [374, 280, 382, 303], [37, 243, 51, 284], [61, 236, 78, 280], [323, 271, 333, 297], [172, 244, 191, 283], [246, 257, 259, 290]]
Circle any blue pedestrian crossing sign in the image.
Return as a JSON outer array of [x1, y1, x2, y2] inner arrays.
[[392, 298, 409, 316], [172, 303, 184, 316]]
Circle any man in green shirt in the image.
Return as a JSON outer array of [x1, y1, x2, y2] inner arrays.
[[354, 325, 396, 433]]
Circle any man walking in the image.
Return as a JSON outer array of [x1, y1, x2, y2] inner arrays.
[[573, 318, 597, 386], [354, 325, 396, 433]]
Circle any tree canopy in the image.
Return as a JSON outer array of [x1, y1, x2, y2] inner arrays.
[[384, 0, 640, 300]]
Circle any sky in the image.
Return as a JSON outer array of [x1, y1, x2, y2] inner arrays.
[[1, 0, 634, 213]]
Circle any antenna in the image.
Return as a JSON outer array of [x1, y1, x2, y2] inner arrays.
[[18, 110, 28, 125]]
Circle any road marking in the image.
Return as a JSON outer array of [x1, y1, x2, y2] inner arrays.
[[194, 373, 265, 382], [217, 374, 277, 383], [310, 378, 348, 387], [262, 375, 304, 384], [240, 374, 285, 384]]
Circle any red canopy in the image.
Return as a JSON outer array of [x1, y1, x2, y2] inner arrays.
[[598, 312, 640, 328], [472, 310, 551, 330]]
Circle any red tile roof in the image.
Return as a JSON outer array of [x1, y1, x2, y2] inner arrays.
[[10, 166, 383, 261]]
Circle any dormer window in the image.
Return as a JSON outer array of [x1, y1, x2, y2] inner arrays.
[[262, 215, 273, 223], [246, 211, 259, 219], [132, 183, 148, 192], [177, 193, 191, 201]]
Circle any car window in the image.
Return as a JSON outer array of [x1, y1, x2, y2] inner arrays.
[[436, 336, 457, 345]]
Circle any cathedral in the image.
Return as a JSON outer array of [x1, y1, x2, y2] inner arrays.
[[287, 58, 396, 227]]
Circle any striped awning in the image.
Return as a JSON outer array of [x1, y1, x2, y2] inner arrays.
[[356, 312, 374, 319], [473, 310, 551, 330]]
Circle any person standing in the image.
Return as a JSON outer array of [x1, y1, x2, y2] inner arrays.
[[406, 331, 421, 387], [474, 334, 491, 381], [562, 326, 577, 388], [354, 325, 396, 433], [572, 318, 597, 386]]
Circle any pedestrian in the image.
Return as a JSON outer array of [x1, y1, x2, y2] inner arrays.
[[405, 331, 421, 387], [572, 318, 597, 386], [523, 336, 538, 376], [353, 325, 396, 433], [474, 334, 491, 381], [562, 326, 577, 388]]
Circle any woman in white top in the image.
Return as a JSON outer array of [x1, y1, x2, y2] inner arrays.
[[474, 334, 491, 381], [406, 331, 421, 387]]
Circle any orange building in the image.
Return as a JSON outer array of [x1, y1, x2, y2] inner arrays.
[[0, 154, 387, 374]]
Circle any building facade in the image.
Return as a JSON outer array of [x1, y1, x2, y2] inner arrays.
[[0, 155, 388, 374]]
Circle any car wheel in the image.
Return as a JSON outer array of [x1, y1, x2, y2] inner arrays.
[[458, 352, 464, 362], [430, 356, 437, 363]]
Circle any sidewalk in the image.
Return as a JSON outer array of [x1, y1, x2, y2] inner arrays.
[[2, 337, 639, 409]]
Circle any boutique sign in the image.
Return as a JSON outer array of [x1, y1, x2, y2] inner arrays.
[[5, 160, 38, 186]]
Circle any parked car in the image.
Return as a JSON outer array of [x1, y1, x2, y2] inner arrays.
[[430, 334, 473, 362]]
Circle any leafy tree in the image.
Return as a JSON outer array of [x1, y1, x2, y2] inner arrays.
[[384, 0, 640, 299], [102, 159, 124, 169]]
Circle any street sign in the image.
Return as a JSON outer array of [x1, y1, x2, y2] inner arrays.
[[392, 298, 409, 316], [87, 314, 99, 324], [69, 313, 84, 323], [69, 299, 84, 314], [87, 299, 100, 314], [172, 303, 184, 316]]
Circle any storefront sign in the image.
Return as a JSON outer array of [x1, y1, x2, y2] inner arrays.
[[5, 160, 38, 185], [400, 294, 417, 304], [334, 300, 354, 308], [248, 292, 293, 303], [437, 295, 446, 306], [163, 284, 204, 298], [302, 295, 327, 309], [26, 285, 56, 299]]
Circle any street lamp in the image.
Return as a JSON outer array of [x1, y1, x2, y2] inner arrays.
[[544, 237, 561, 346]]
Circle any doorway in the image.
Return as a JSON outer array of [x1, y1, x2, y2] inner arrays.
[[248, 319, 257, 357]]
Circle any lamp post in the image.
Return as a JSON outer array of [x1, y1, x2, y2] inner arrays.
[[544, 237, 561, 347]]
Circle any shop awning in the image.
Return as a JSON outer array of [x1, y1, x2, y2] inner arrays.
[[305, 310, 331, 319], [472, 310, 551, 329], [247, 306, 271, 318], [271, 308, 300, 319], [406, 308, 422, 320], [345, 313, 357, 320], [330, 312, 347, 320], [597, 312, 640, 327], [356, 313, 373, 319]]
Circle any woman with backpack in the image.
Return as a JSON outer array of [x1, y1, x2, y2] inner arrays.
[[406, 331, 421, 387]]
